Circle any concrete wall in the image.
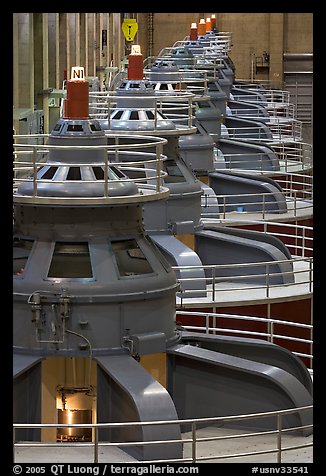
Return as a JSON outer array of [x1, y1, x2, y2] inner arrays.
[[284, 13, 313, 53], [13, 12, 313, 131], [147, 13, 313, 84], [216, 13, 270, 80]]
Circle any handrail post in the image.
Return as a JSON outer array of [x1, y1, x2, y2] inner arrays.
[[13, 426, 16, 463], [107, 95, 111, 130], [266, 263, 270, 298], [277, 413, 282, 463], [115, 136, 119, 164], [294, 190, 297, 217], [33, 146, 38, 197], [156, 143, 162, 192], [104, 154, 109, 197], [270, 320, 274, 343], [310, 294, 313, 370], [94, 426, 99, 463], [212, 267, 216, 302], [154, 100, 158, 130], [188, 97, 192, 128], [191, 421, 197, 463]]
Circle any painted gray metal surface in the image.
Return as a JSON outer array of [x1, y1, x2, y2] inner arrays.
[[224, 116, 273, 140], [221, 58, 235, 83], [213, 69, 233, 97], [96, 354, 182, 461], [167, 343, 312, 435], [13, 353, 43, 378], [170, 48, 196, 68], [141, 138, 203, 234], [217, 137, 280, 171], [16, 119, 139, 199], [12, 63, 313, 459], [129, 332, 166, 356], [206, 80, 228, 116], [100, 84, 204, 234], [195, 227, 294, 285], [149, 60, 181, 82], [179, 332, 312, 395], [178, 127, 215, 173], [13, 220, 179, 354], [151, 233, 207, 297], [202, 224, 293, 260], [231, 86, 268, 105], [13, 361, 42, 442], [199, 180, 221, 217], [14, 130, 179, 355], [228, 99, 270, 122], [193, 100, 222, 141], [208, 170, 287, 213]]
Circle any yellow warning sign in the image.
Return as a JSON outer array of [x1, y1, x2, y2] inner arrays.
[[122, 18, 138, 42]]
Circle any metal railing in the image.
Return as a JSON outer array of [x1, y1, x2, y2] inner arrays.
[[266, 102, 295, 119], [13, 134, 169, 203], [173, 220, 313, 304], [268, 141, 313, 172], [262, 89, 291, 104], [216, 142, 312, 173], [267, 117, 303, 141], [229, 101, 296, 120], [227, 106, 270, 119], [222, 124, 272, 141], [231, 89, 291, 104], [13, 405, 312, 463], [235, 78, 274, 89], [223, 118, 303, 142], [201, 172, 313, 219], [176, 310, 313, 370], [173, 257, 313, 304], [88, 91, 196, 131], [218, 220, 313, 257]]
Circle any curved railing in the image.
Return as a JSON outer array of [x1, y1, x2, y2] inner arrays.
[[201, 172, 313, 219], [176, 310, 313, 371], [173, 220, 313, 304], [268, 141, 313, 172], [222, 116, 302, 142], [267, 117, 303, 141], [231, 88, 290, 104], [88, 91, 197, 132], [266, 102, 295, 118], [13, 405, 312, 463], [216, 141, 313, 173], [228, 101, 295, 120], [13, 133, 170, 204], [174, 257, 313, 303]]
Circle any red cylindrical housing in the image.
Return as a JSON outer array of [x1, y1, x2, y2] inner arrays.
[[128, 52, 144, 80], [190, 23, 198, 41], [63, 79, 89, 119], [211, 14, 217, 30], [206, 17, 212, 32], [198, 19, 206, 36]]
